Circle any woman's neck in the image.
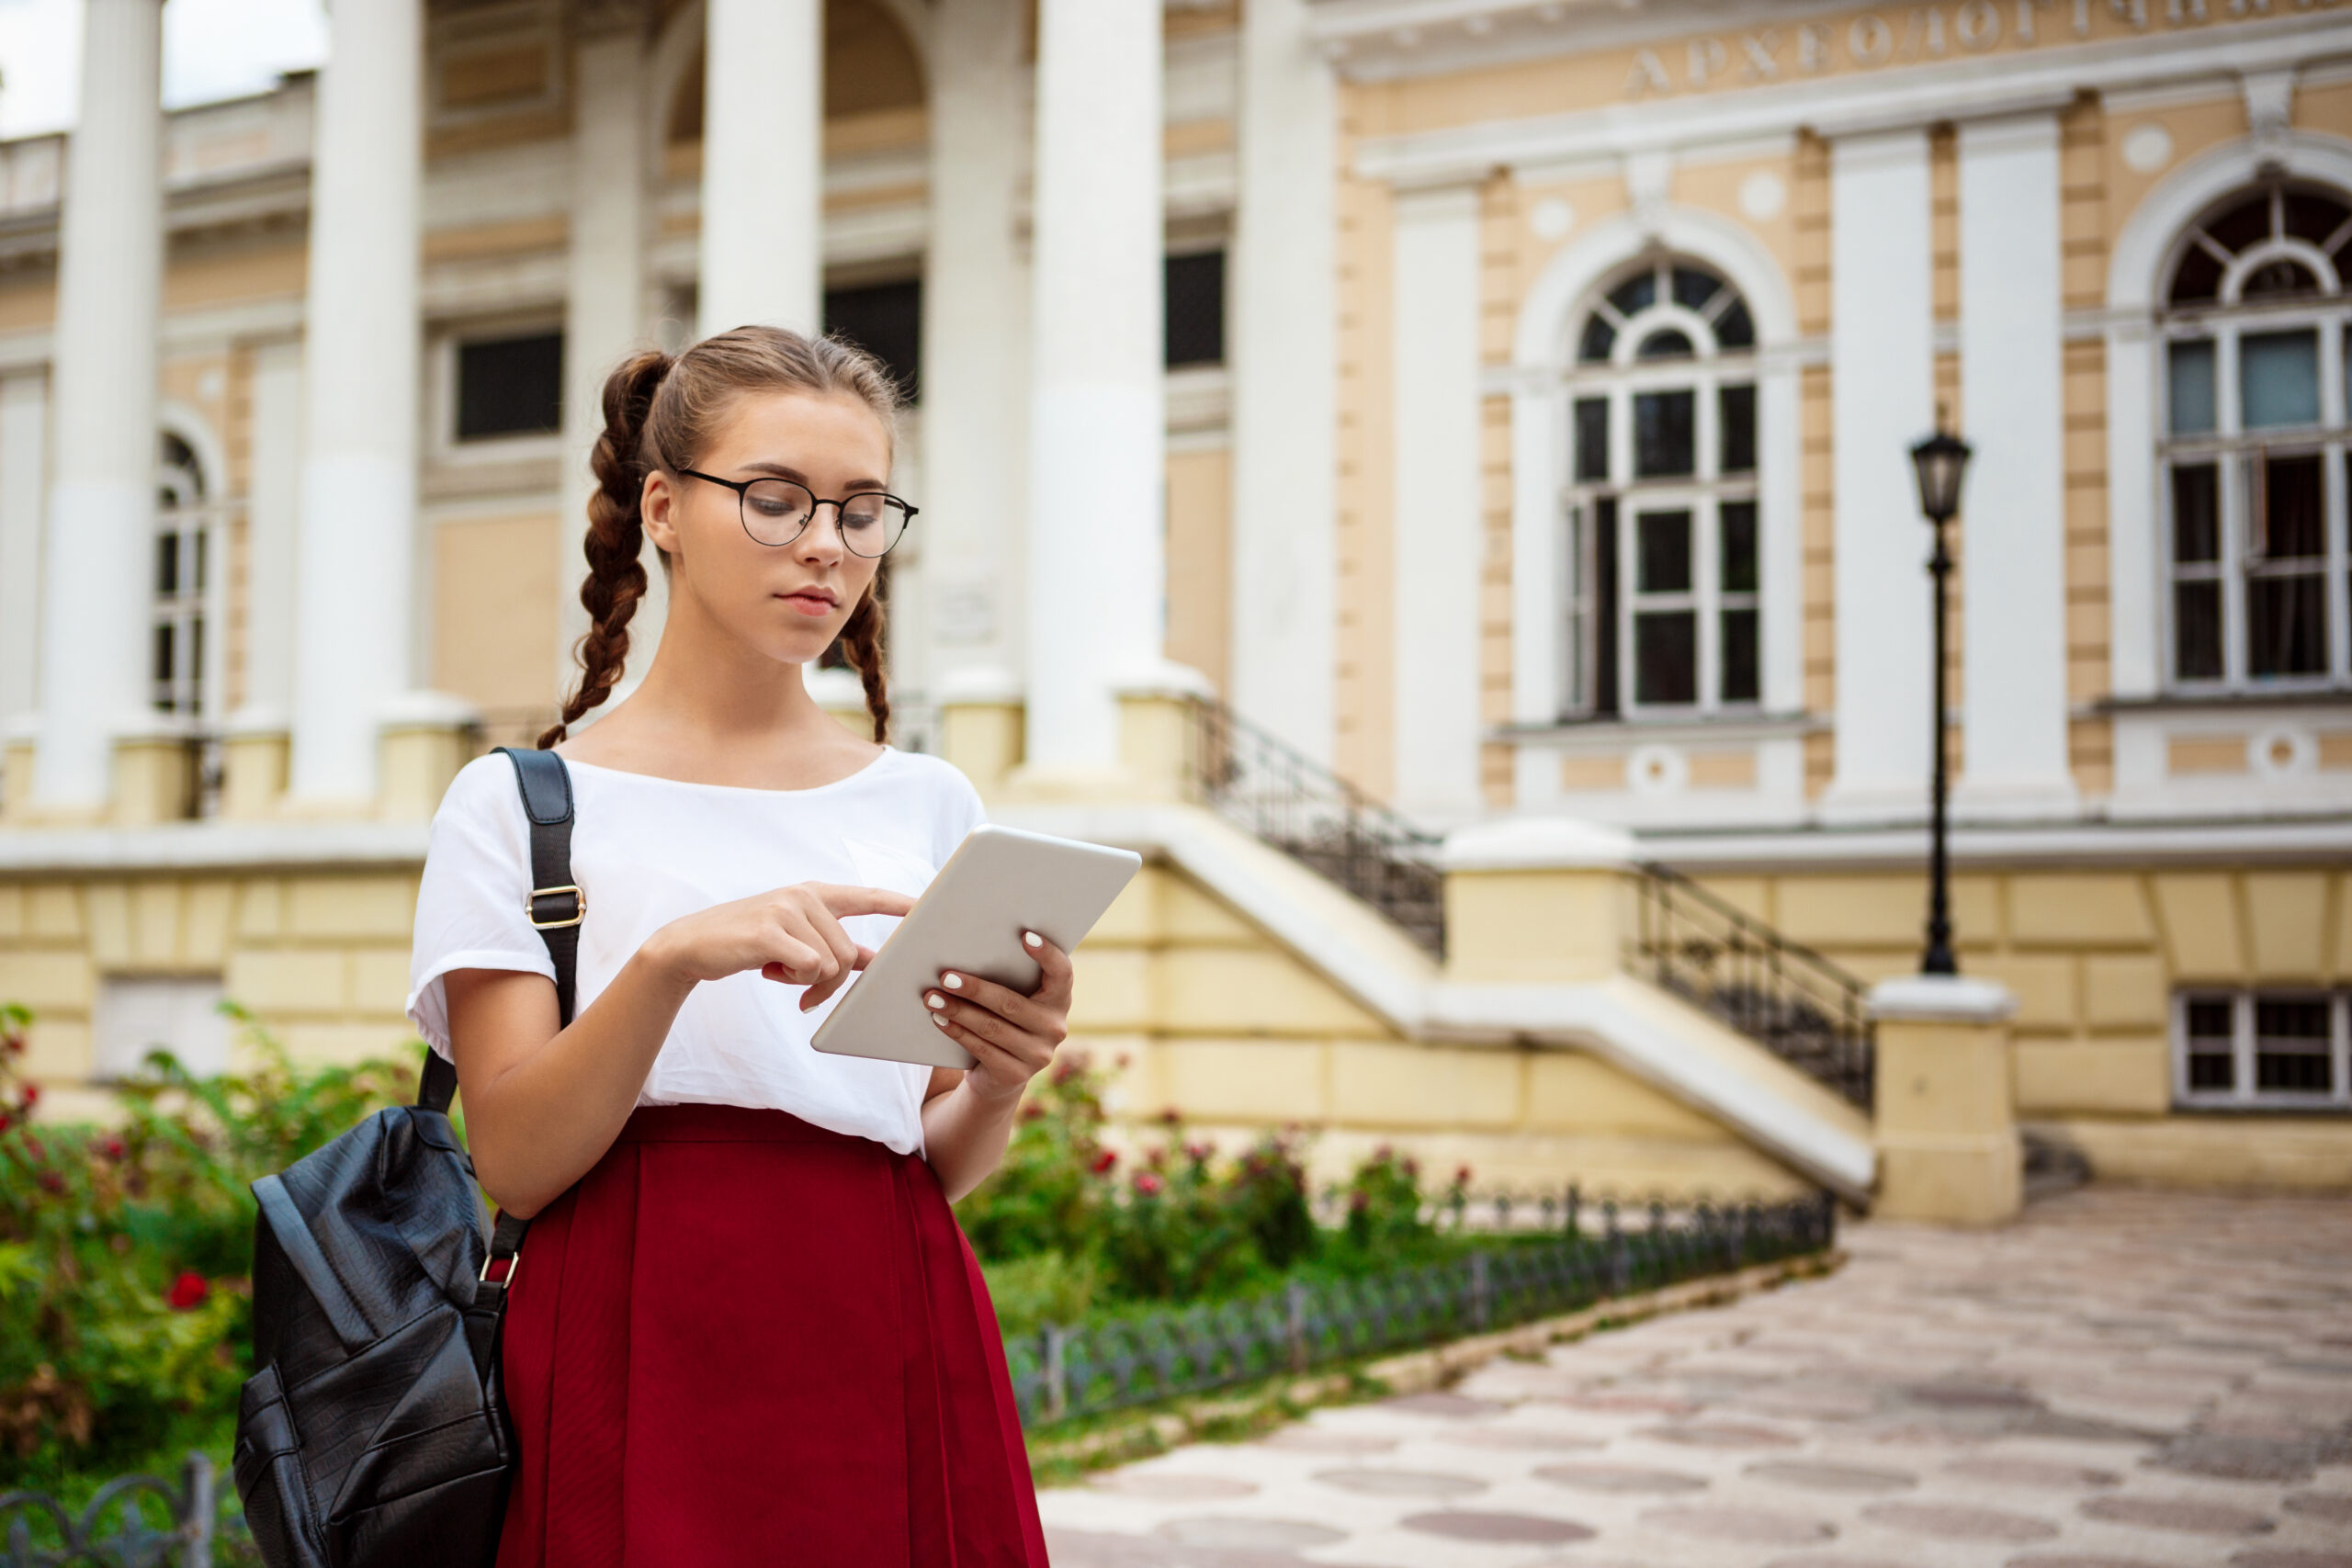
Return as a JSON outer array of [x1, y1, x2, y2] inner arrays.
[[557, 579, 879, 790]]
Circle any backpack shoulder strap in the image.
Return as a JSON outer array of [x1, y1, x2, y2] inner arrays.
[[415, 747, 579, 1110]]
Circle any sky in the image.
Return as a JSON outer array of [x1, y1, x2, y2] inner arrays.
[[0, 0, 329, 139]]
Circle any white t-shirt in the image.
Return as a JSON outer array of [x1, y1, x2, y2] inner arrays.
[[404, 747, 986, 1156]]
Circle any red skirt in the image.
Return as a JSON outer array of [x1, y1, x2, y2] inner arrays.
[[492, 1104, 1049, 1567]]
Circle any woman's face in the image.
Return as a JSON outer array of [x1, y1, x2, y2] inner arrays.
[[643, 387, 893, 666]]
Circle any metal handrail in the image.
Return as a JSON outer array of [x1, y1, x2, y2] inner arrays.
[[1188, 695, 1446, 954], [1627, 863, 1876, 1107]]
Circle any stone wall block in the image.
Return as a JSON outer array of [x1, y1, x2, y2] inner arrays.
[[1066, 946, 1151, 1032], [28, 886, 81, 940], [1329, 1040, 1520, 1130], [350, 948, 415, 1014], [227, 950, 351, 1014], [1155, 1038, 1329, 1123], [2244, 872, 2329, 980], [2006, 873, 2155, 946], [287, 876, 418, 942], [1971, 953, 2076, 1032], [2084, 953, 2168, 1028], [1159, 877, 1258, 944], [0, 886, 22, 940], [1156, 948, 1382, 1035], [84, 883, 131, 966], [1526, 1052, 1724, 1140], [130, 881, 179, 966], [0, 952, 95, 1011], [20, 1019, 92, 1085], [235, 878, 286, 939], [278, 1020, 419, 1067], [2013, 1038, 2169, 1116], [182, 881, 234, 965], [2152, 873, 2245, 978], [1089, 869, 1162, 945]]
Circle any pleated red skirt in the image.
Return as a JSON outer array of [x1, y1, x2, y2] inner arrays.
[[491, 1103, 1049, 1567]]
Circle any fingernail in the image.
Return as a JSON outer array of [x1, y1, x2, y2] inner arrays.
[[1024, 931, 1043, 949], [931, 1012, 948, 1028], [944, 974, 963, 990], [925, 992, 945, 1009]]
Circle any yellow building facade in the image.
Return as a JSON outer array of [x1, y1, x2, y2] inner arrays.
[[0, 0, 2347, 1211]]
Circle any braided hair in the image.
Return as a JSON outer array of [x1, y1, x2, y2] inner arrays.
[[538, 326, 903, 748]]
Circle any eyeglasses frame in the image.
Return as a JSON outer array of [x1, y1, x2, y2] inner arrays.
[[674, 467, 919, 558]]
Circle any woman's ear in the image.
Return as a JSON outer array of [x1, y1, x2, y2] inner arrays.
[[641, 468, 681, 558]]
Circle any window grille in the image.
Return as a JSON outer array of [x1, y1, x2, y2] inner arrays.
[[1165, 249, 1227, 369], [2173, 987, 2352, 1110], [455, 330, 564, 441], [2158, 183, 2352, 693], [1560, 259, 1759, 720], [824, 277, 923, 401]]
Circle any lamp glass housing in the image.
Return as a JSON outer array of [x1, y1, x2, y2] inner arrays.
[[1909, 429, 1973, 525]]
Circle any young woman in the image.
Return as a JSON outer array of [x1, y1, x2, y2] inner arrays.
[[405, 327, 1058, 1566]]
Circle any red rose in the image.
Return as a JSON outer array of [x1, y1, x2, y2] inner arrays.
[[17, 1083, 37, 1111], [167, 1272, 209, 1311], [39, 1171, 63, 1193], [1134, 1171, 1164, 1197], [1455, 1165, 1473, 1185], [102, 1137, 126, 1161], [1090, 1150, 1118, 1175], [0, 1113, 11, 1135]]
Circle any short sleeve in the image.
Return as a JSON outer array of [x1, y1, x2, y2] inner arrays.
[[929, 754, 989, 867], [405, 754, 560, 1055]]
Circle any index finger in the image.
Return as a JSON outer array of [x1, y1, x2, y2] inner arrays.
[[812, 883, 917, 919]]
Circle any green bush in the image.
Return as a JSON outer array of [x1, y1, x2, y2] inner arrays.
[[0, 1004, 420, 1489]]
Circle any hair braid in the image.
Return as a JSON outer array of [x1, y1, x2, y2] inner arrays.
[[538, 349, 672, 748], [839, 588, 890, 744]]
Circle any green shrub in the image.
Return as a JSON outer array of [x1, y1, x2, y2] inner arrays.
[[0, 1004, 419, 1488], [978, 1250, 1102, 1338]]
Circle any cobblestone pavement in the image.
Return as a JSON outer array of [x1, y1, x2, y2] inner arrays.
[[1038, 1187, 2352, 1568]]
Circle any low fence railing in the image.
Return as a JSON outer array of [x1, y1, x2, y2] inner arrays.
[[1190, 696, 1446, 955], [0, 1453, 252, 1567], [1003, 1190, 1836, 1427], [1626, 864, 1876, 1108]]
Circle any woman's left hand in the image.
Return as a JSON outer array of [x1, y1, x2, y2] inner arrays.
[[923, 931, 1071, 1104]]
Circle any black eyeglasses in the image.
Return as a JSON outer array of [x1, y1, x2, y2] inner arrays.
[[676, 468, 917, 558]]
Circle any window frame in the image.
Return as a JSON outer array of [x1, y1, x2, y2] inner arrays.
[[1559, 259, 1762, 723], [430, 317, 568, 466], [2171, 987, 2352, 1111], [2157, 184, 2352, 695]]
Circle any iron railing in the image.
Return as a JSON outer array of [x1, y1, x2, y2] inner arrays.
[[1191, 697, 1446, 954], [1627, 864, 1876, 1107], [0, 1453, 252, 1567], [1004, 1190, 1835, 1426]]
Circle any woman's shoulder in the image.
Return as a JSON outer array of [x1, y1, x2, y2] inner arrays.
[[438, 750, 534, 823]]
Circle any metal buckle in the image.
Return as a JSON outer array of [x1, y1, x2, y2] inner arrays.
[[481, 1252, 519, 1289], [526, 884, 585, 930]]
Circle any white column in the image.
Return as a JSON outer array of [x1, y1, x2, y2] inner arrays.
[[235, 341, 303, 726], [1825, 129, 1936, 818], [288, 0, 422, 805], [699, 0, 820, 334], [0, 372, 48, 728], [1957, 113, 2075, 816], [1228, 0, 1336, 762], [32, 0, 163, 810], [558, 13, 650, 703], [1025, 0, 1170, 773], [1389, 184, 1484, 823], [921, 0, 1028, 701]]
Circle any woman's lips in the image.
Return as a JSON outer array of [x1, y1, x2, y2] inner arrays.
[[781, 591, 835, 617]]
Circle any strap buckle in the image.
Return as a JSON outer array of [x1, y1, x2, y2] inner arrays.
[[481, 1252, 519, 1289], [527, 884, 586, 930]]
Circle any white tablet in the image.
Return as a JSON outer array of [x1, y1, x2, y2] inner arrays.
[[809, 823, 1142, 1070]]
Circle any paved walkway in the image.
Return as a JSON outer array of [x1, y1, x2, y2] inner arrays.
[[1038, 1187, 2352, 1568]]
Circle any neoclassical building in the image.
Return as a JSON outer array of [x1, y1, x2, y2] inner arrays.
[[0, 0, 2347, 1202]]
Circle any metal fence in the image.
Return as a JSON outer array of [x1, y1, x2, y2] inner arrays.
[[1626, 864, 1877, 1108], [0, 1453, 253, 1568], [1191, 696, 1446, 955], [1003, 1190, 1836, 1427]]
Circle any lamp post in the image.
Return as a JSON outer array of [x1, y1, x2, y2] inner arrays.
[[1908, 420, 1973, 977]]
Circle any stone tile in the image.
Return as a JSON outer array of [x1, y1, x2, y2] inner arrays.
[[1743, 1460, 1918, 1494], [1091, 1473, 1260, 1502], [1153, 1517, 1347, 1551], [1252, 1428, 1396, 1455], [1534, 1462, 1711, 1495], [1638, 1504, 1838, 1544], [2077, 1495, 2277, 1534], [1860, 1501, 2064, 1542], [2283, 1492, 2352, 1525], [1397, 1510, 1596, 1544], [1636, 1419, 1807, 1449], [1376, 1391, 1508, 1419], [1943, 1456, 2121, 1490], [1439, 1426, 1605, 1452], [1308, 1468, 1487, 1499]]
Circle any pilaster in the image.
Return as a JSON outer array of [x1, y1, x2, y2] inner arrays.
[[700, 0, 820, 333]]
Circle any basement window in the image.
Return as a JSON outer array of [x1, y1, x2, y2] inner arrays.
[[2173, 989, 2352, 1110], [455, 331, 564, 442]]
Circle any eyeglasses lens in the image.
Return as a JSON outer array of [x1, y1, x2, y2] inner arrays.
[[741, 479, 908, 557]]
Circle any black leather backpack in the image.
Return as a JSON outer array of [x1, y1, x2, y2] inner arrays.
[[233, 748, 579, 1568]]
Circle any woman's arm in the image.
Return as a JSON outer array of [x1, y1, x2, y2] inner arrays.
[[919, 933, 1073, 1202], [446, 881, 913, 1218]]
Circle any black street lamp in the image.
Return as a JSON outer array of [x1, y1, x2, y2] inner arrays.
[[1908, 419, 1972, 977]]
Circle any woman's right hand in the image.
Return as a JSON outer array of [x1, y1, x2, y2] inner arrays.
[[644, 883, 917, 1011]]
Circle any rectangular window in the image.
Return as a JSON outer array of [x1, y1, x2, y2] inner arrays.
[[1719, 500, 1759, 705], [456, 332, 564, 441], [1630, 508, 1696, 706], [1719, 384, 1757, 474], [2170, 464, 2223, 682], [93, 975, 229, 1081], [1163, 251, 1226, 369], [2240, 328, 2321, 429], [2247, 451, 2328, 678], [1593, 499, 1620, 718], [824, 278, 924, 399], [2175, 989, 2352, 1109], [2168, 339, 2217, 434], [1633, 390, 1696, 478], [1574, 398, 1609, 483]]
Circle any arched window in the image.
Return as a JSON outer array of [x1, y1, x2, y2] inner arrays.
[[1561, 257, 1758, 717], [2160, 183, 2352, 690], [153, 431, 208, 717]]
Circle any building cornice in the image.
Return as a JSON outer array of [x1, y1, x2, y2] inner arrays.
[[1350, 10, 2352, 185], [1634, 813, 2352, 873], [0, 820, 430, 876]]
